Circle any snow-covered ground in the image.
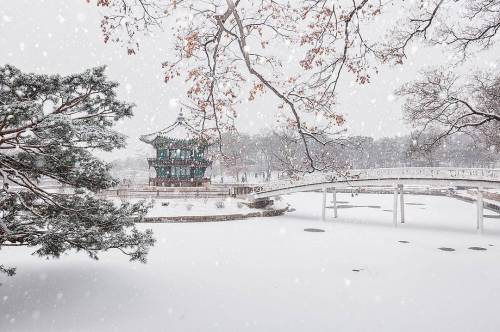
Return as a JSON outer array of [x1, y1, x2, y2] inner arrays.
[[113, 197, 263, 217], [1, 192, 500, 332]]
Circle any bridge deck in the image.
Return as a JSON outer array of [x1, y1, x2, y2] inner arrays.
[[252, 168, 500, 199]]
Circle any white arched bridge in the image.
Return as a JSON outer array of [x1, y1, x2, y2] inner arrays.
[[250, 167, 500, 233]]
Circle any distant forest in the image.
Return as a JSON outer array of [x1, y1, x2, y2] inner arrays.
[[111, 132, 499, 183]]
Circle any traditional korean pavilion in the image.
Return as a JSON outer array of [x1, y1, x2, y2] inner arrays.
[[139, 112, 212, 187]]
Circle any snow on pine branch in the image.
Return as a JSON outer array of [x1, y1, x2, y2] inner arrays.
[[0, 65, 154, 275]]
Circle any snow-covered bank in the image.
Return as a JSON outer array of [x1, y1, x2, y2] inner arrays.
[[1, 193, 500, 332], [131, 197, 256, 217], [110, 197, 287, 220]]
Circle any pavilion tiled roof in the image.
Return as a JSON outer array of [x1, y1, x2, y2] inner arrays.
[[139, 112, 201, 144]]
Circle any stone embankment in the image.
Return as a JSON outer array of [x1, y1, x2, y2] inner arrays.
[[139, 206, 289, 223]]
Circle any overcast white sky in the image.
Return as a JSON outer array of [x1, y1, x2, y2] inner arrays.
[[1, 0, 498, 160]]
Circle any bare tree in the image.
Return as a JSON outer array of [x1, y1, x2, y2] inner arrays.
[[382, 0, 500, 63], [397, 69, 500, 149], [381, 0, 500, 148], [94, 0, 500, 165], [218, 132, 249, 182], [94, 0, 385, 173]]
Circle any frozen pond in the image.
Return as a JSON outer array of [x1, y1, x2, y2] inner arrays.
[[1, 193, 500, 331]]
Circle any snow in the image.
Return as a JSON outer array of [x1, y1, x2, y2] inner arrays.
[[140, 112, 200, 142], [1, 192, 500, 331], [115, 197, 274, 217], [169, 98, 178, 108], [157, 123, 197, 140]]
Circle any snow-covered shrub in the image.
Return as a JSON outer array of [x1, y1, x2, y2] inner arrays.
[[237, 202, 244, 209], [215, 200, 225, 209]]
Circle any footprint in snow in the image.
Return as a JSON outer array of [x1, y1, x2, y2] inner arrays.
[[304, 228, 325, 233], [468, 247, 487, 251], [438, 247, 456, 252]]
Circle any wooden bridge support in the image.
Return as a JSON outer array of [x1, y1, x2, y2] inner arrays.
[[321, 188, 327, 221], [399, 184, 405, 224], [477, 188, 484, 234], [393, 186, 398, 227], [332, 188, 338, 218]]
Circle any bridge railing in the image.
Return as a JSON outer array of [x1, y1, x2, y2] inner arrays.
[[254, 167, 500, 193], [350, 167, 500, 181]]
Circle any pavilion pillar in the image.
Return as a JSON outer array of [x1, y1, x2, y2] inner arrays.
[[321, 187, 327, 221], [332, 188, 338, 218], [393, 185, 398, 227], [477, 188, 484, 234], [399, 184, 405, 223]]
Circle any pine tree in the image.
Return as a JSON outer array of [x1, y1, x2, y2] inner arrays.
[[0, 65, 155, 276]]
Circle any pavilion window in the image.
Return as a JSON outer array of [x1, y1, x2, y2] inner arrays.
[[156, 167, 167, 177], [171, 166, 189, 178], [196, 149, 204, 159], [158, 149, 167, 160], [193, 167, 204, 177]]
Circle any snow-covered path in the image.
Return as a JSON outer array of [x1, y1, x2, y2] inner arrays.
[[1, 193, 500, 332]]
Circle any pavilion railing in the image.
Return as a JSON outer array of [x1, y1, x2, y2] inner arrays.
[[147, 158, 211, 166]]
